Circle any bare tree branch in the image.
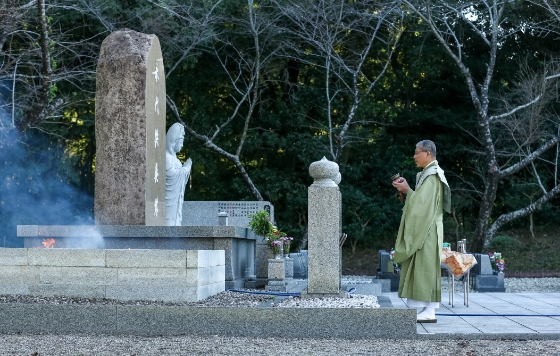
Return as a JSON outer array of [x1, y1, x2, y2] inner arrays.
[[276, 0, 403, 162], [400, 0, 560, 249]]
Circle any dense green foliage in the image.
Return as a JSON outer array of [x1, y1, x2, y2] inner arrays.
[[2, 0, 560, 252]]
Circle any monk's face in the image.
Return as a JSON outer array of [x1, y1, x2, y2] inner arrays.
[[414, 146, 432, 168]]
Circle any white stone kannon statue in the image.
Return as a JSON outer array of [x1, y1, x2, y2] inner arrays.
[[165, 123, 192, 226]]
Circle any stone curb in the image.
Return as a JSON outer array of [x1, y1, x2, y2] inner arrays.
[[0, 304, 417, 339], [417, 333, 560, 340]]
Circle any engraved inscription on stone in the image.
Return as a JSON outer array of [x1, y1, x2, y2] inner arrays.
[[154, 163, 159, 183], [154, 197, 159, 217], [218, 202, 260, 218], [152, 66, 159, 82], [144, 42, 166, 225], [182, 201, 274, 226]]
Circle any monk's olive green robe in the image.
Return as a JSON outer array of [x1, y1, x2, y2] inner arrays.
[[393, 161, 449, 302]]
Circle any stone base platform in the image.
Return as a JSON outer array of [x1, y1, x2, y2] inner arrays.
[[474, 273, 506, 292], [0, 303, 416, 339], [377, 272, 400, 292], [265, 280, 287, 292], [300, 289, 348, 299], [17, 225, 256, 290], [0, 248, 225, 302], [243, 278, 268, 289]]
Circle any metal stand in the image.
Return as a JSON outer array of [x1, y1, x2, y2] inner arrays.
[[442, 263, 470, 307]]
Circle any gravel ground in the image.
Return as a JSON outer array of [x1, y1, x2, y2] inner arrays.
[[441, 276, 560, 293], [503, 277, 560, 292], [0, 335, 559, 355], [276, 294, 380, 308], [0, 290, 273, 308], [1, 277, 559, 355], [344, 275, 560, 293]]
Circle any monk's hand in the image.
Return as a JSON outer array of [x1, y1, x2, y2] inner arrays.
[[392, 178, 410, 194], [184, 158, 192, 169]]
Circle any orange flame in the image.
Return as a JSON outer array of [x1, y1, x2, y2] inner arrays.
[[41, 238, 55, 248]]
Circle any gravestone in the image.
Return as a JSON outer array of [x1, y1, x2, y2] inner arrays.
[[376, 250, 400, 292], [290, 250, 308, 279], [471, 253, 494, 275], [95, 29, 166, 226], [304, 157, 343, 297], [472, 253, 506, 292], [378, 250, 394, 273]]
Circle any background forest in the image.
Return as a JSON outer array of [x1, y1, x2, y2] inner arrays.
[[2, 0, 560, 269]]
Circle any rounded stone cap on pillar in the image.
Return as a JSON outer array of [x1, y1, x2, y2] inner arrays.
[[309, 157, 340, 187]]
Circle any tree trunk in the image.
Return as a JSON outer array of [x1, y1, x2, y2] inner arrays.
[[473, 171, 500, 251], [18, 0, 52, 131]]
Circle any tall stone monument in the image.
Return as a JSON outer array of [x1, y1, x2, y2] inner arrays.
[[95, 29, 166, 226], [305, 157, 342, 297]]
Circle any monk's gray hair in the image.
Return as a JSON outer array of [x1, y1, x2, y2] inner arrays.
[[417, 140, 437, 158]]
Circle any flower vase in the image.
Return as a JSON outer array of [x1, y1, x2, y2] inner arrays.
[[273, 250, 283, 259]]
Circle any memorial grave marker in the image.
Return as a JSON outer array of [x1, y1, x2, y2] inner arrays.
[[95, 29, 166, 226]]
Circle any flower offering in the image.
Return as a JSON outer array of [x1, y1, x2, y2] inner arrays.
[[488, 252, 505, 273]]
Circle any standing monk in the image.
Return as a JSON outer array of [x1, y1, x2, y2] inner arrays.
[[392, 140, 451, 323]]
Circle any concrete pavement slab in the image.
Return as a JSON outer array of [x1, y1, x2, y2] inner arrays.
[[386, 291, 560, 338], [438, 305, 493, 314], [421, 316, 482, 334], [451, 316, 538, 333], [519, 307, 560, 314], [507, 316, 560, 332]]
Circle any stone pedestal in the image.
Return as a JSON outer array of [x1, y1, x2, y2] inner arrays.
[[305, 157, 342, 297], [376, 272, 400, 292], [265, 258, 286, 292], [95, 29, 166, 226], [17, 225, 255, 290], [475, 272, 505, 292]]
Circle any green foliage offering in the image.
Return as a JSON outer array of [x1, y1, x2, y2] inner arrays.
[[248, 210, 291, 255], [247, 210, 274, 237]]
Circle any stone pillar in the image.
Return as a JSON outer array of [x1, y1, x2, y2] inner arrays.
[[305, 157, 343, 297], [246, 239, 256, 281], [255, 236, 273, 279], [94, 29, 166, 226]]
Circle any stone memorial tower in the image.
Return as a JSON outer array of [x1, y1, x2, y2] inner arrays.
[[95, 29, 166, 225], [305, 157, 343, 296]]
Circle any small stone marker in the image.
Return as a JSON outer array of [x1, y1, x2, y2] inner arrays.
[[95, 29, 166, 225], [305, 157, 342, 296]]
